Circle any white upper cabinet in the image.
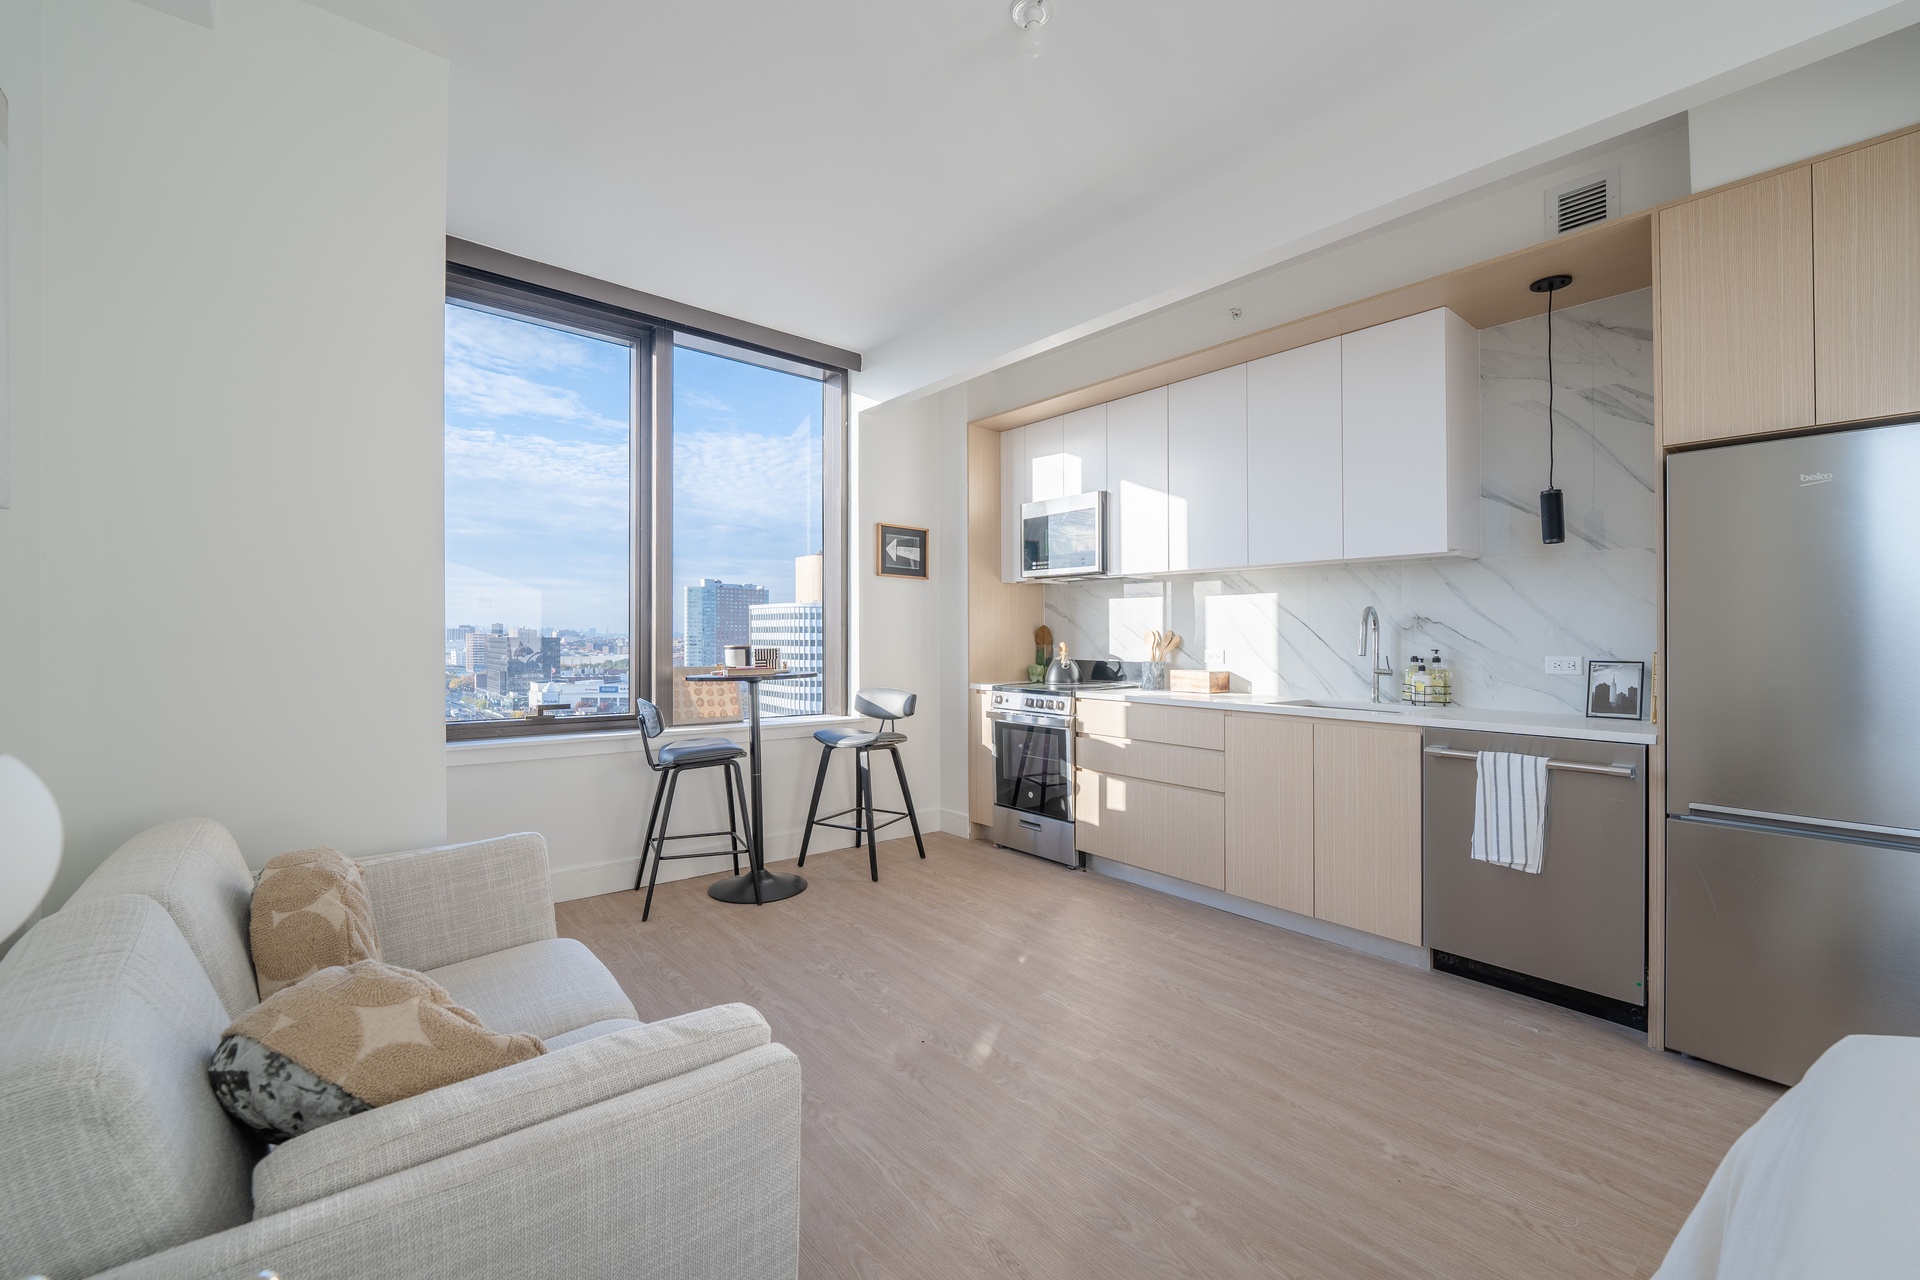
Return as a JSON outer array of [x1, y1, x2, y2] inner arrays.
[[1340, 308, 1481, 562], [1025, 414, 1067, 502], [1247, 336, 1343, 566], [1106, 387, 1170, 576], [1061, 404, 1108, 496], [1168, 364, 1249, 571], [1000, 424, 1029, 584]]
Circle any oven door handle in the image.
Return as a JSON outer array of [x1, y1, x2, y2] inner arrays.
[[987, 710, 1070, 729]]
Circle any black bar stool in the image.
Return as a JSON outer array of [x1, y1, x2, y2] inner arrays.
[[797, 688, 926, 880], [631, 698, 753, 921]]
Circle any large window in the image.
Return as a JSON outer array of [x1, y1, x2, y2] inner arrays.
[[444, 268, 845, 739]]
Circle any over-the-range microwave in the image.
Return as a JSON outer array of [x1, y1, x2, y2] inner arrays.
[[1020, 491, 1108, 579]]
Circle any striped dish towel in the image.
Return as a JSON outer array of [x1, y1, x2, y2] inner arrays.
[[1470, 751, 1550, 874]]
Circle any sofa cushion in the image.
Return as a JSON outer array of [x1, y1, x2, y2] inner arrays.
[[0, 895, 255, 1280], [66, 817, 260, 1018], [249, 846, 382, 998], [543, 1017, 646, 1050], [427, 937, 637, 1041], [215, 961, 542, 1136], [252, 1004, 772, 1216]]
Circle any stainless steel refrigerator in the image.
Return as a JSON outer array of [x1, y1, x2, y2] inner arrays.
[[1666, 418, 1920, 1085]]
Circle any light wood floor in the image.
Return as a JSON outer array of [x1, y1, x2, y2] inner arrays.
[[558, 832, 1780, 1280]]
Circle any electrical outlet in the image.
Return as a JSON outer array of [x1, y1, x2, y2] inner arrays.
[[1545, 656, 1583, 676], [1205, 649, 1226, 666]]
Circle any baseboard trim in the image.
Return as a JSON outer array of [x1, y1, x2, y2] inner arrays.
[[1085, 856, 1431, 969]]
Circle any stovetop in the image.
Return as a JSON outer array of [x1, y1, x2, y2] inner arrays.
[[989, 680, 1137, 693]]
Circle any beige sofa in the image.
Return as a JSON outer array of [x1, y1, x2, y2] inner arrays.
[[0, 819, 801, 1280]]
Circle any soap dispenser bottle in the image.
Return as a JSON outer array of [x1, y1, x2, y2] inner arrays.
[[1405, 653, 1428, 703], [1429, 648, 1451, 704]]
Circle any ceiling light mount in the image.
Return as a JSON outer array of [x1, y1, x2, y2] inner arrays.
[[1012, 0, 1050, 58]]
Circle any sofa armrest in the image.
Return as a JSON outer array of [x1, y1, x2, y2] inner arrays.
[[358, 832, 555, 971], [96, 1043, 803, 1280], [252, 1003, 772, 1216]]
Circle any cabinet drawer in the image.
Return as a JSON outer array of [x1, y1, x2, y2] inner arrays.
[[1076, 734, 1224, 793], [1075, 699, 1224, 750], [1076, 767, 1225, 889]]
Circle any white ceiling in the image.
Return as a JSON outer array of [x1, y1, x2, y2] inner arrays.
[[311, 0, 1920, 397], [313, 1, 1585, 347]]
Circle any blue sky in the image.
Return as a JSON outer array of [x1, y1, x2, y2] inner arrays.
[[444, 303, 822, 636]]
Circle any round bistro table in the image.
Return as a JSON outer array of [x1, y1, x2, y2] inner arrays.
[[686, 669, 810, 905]]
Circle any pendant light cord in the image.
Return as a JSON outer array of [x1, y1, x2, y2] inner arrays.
[[1545, 285, 1556, 491]]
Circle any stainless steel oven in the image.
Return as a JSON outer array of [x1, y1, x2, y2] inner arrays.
[[1020, 492, 1107, 580], [987, 687, 1079, 865]]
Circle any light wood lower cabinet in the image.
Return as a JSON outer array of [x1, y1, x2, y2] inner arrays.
[[969, 691, 996, 827], [1075, 767, 1225, 889], [1312, 720, 1423, 946], [1076, 698, 1225, 749], [1222, 714, 1314, 916]]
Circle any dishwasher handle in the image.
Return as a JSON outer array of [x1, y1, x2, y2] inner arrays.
[[1423, 745, 1637, 780]]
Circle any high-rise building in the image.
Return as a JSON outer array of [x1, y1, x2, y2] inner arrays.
[[538, 635, 562, 679], [750, 600, 824, 715], [465, 630, 510, 693], [683, 579, 768, 666]]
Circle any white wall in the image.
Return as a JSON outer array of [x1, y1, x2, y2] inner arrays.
[[20, 0, 449, 908], [967, 122, 1691, 425], [443, 383, 971, 902], [1689, 22, 1920, 191]]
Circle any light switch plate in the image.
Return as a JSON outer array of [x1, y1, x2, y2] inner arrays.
[[1205, 649, 1226, 666], [1545, 656, 1583, 676]]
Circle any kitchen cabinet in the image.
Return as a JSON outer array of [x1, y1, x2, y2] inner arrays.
[[1247, 337, 1343, 566], [1815, 131, 1920, 425], [1105, 387, 1170, 576], [1062, 404, 1108, 496], [1223, 713, 1314, 916], [1076, 698, 1224, 750], [1168, 365, 1249, 571], [1026, 414, 1067, 502], [969, 691, 996, 827], [1312, 720, 1423, 946], [1075, 767, 1225, 889], [1340, 309, 1480, 562], [1658, 167, 1815, 446], [999, 424, 1028, 584]]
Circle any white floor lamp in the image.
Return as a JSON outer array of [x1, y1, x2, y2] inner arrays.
[[1, 755, 63, 941]]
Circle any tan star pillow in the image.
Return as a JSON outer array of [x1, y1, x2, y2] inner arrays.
[[222, 961, 544, 1110], [251, 846, 382, 1000]]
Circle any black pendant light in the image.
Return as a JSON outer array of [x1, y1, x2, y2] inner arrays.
[[1530, 273, 1572, 545]]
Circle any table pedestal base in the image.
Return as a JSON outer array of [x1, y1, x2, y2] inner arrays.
[[707, 869, 808, 905]]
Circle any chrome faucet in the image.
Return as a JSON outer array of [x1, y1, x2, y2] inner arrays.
[[1358, 606, 1394, 703]]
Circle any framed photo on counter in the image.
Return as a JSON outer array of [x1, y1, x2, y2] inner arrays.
[[1587, 660, 1645, 719]]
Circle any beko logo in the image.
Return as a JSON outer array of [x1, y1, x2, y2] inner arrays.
[[1800, 472, 1834, 486]]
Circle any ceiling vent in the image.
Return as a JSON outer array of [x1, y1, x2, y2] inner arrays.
[[1545, 168, 1620, 237]]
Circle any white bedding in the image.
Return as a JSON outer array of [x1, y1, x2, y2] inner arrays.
[[1654, 1034, 1920, 1279]]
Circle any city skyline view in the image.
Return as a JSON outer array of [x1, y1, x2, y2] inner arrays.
[[446, 304, 830, 724]]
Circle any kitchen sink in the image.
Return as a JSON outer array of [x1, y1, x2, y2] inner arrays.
[[1264, 698, 1413, 715]]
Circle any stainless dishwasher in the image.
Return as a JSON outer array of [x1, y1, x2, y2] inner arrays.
[[1422, 727, 1648, 1023]]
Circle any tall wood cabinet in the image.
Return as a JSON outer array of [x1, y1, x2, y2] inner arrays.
[[1814, 130, 1920, 425], [1657, 168, 1816, 446]]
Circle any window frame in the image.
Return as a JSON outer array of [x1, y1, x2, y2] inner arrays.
[[443, 263, 848, 742]]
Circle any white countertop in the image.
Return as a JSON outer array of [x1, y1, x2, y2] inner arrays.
[[969, 682, 1656, 745]]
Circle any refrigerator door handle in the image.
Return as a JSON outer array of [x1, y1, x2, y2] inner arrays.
[[1687, 802, 1920, 843]]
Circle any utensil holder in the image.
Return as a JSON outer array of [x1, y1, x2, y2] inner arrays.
[[1139, 661, 1168, 691]]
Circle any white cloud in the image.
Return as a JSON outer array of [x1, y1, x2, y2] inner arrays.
[[672, 418, 820, 544], [445, 362, 627, 433], [447, 303, 620, 375]]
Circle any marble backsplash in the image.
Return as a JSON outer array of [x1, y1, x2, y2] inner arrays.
[[1042, 290, 1656, 716]]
